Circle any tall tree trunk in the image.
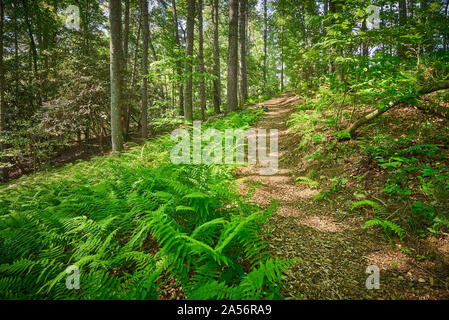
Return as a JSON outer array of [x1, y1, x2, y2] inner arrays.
[[140, 0, 149, 138], [172, 0, 184, 116], [122, 0, 131, 138], [131, 16, 141, 88], [361, 18, 369, 58], [0, 0, 5, 160], [239, 0, 248, 103], [184, 0, 195, 121], [0, 0, 6, 182], [263, 0, 268, 88], [211, 0, 221, 114], [198, 0, 206, 121], [123, 0, 130, 65], [280, 25, 284, 92], [445, 0, 449, 52], [109, 0, 124, 153], [21, 0, 41, 106], [227, 0, 238, 113]]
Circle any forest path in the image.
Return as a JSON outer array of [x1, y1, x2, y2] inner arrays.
[[235, 93, 449, 300]]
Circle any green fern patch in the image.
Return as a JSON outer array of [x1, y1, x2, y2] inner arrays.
[[0, 108, 293, 300]]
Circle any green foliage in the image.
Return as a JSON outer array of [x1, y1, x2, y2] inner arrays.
[[295, 176, 319, 189], [0, 108, 293, 300], [351, 200, 404, 241], [350, 200, 387, 216], [314, 177, 348, 201], [360, 137, 449, 236], [364, 219, 405, 241]]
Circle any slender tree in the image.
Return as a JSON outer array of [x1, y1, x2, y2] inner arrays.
[[184, 0, 195, 121], [198, 0, 206, 121], [109, 0, 124, 152], [141, 0, 149, 138], [122, 0, 131, 138], [123, 0, 130, 66], [263, 0, 267, 87], [172, 0, 184, 116], [0, 0, 5, 179], [239, 0, 248, 103], [211, 0, 221, 114], [226, 0, 239, 113]]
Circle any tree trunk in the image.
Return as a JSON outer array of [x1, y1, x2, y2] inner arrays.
[[0, 0, 4, 138], [123, 0, 130, 65], [109, 0, 124, 153], [198, 0, 206, 121], [280, 25, 284, 92], [21, 0, 41, 107], [211, 0, 221, 114], [445, 0, 449, 52], [140, 0, 149, 138], [348, 81, 449, 138], [226, 0, 238, 113], [184, 0, 195, 121], [361, 18, 369, 58], [239, 0, 248, 103], [0, 0, 5, 181], [131, 17, 141, 88], [122, 0, 131, 139], [171, 0, 184, 116], [263, 0, 268, 88]]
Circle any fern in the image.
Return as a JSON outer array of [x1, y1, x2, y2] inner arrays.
[[364, 218, 405, 241], [350, 200, 387, 216], [0, 107, 293, 300]]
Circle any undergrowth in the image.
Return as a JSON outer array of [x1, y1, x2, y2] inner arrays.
[[288, 85, 449, 242], [0, 107, 294, 300]]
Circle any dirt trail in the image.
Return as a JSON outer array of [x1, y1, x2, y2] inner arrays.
[[236, 93, 449, 300]]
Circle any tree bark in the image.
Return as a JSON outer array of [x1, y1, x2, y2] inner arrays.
[[239, 0, 248, 103], [172, 0, 184, 116], [211, 0, 221, 114], [0, 0, 5, 172], [109, 0, 124, 152], [198, 0, 206, 121], [263, 0, 267, 87], [21, 0, 41, 107], [445, 0, 449, 52], [123, 0, 130, 65], [226, 0, 238, 113], [122, 0, 131, 138], [280, 25, 284, 92], [131, 16, 141, 88], [140, 0, 149, 138], [184, 0, 195, 121], [348, 81, 449, 138]]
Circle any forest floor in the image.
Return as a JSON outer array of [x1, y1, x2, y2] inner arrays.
[[235, 93, 449, 300]]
